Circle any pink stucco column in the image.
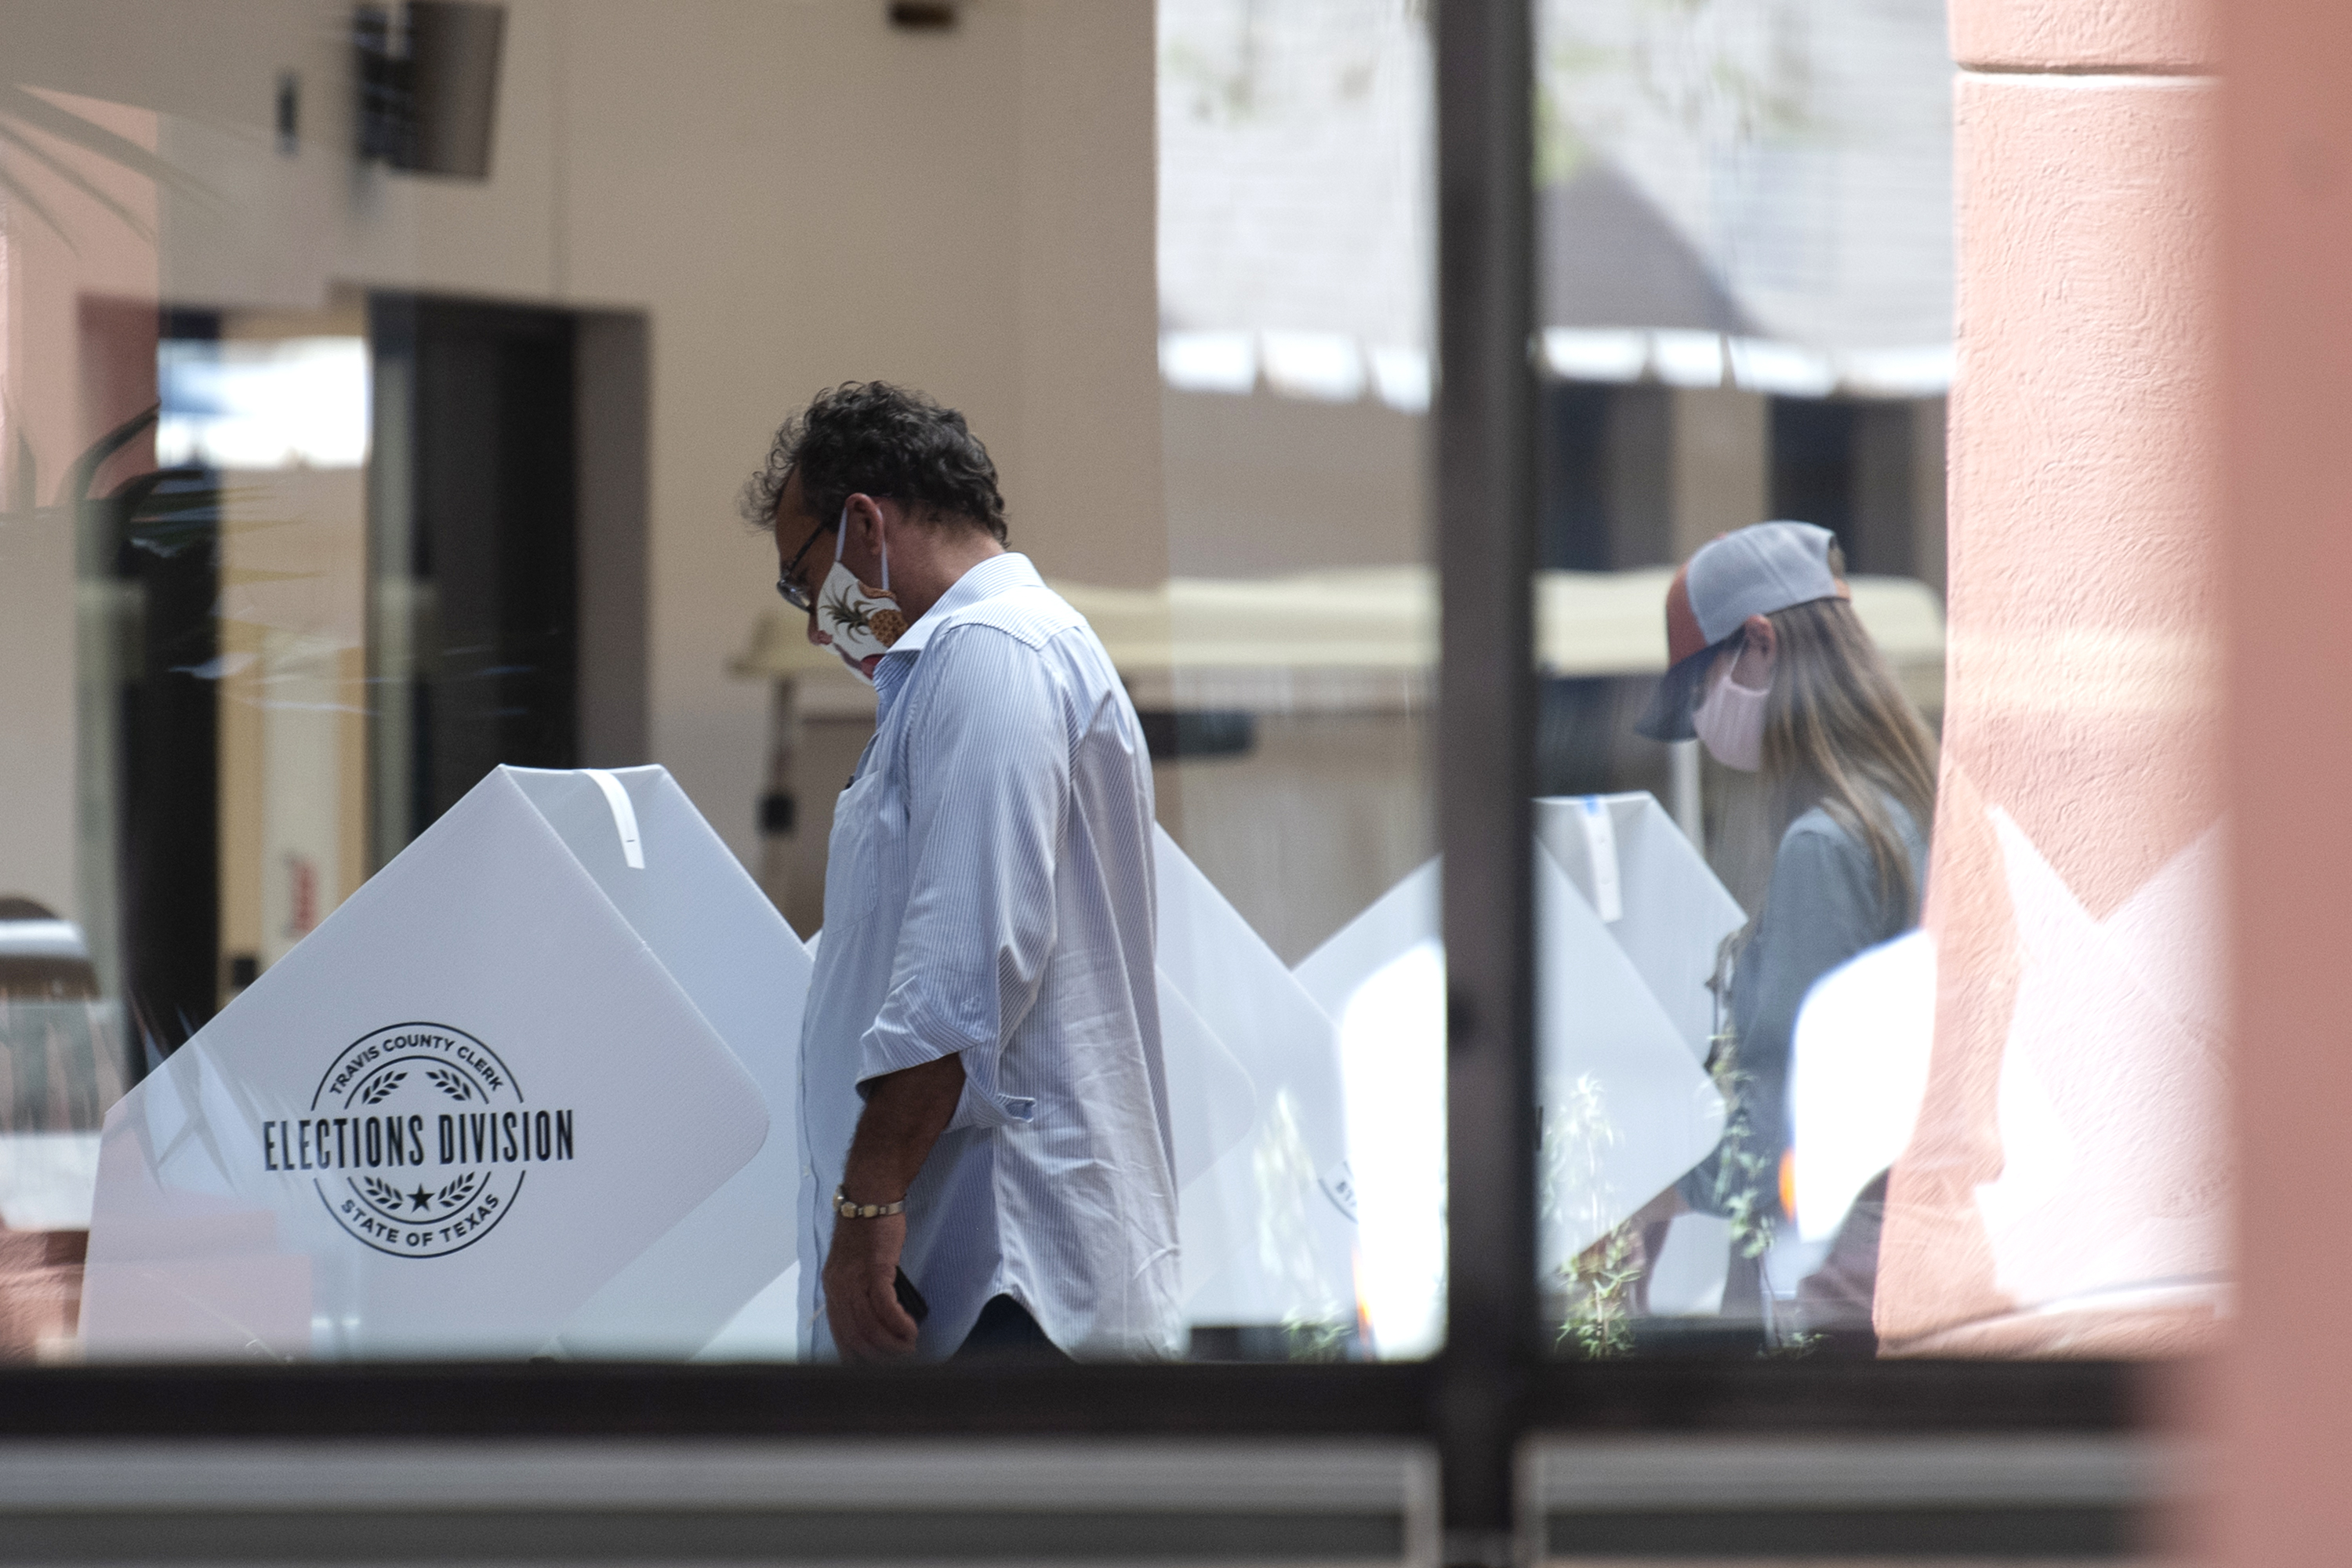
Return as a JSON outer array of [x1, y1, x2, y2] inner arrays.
[[2213, 3, 2352, 1562], [1873, 1, 2227, 1356]]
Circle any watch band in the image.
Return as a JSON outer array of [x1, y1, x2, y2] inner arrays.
[[832, 1185, 907, 1220]]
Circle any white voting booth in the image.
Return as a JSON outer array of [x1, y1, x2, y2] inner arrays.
[[78, 761, 1735, 1360], [1153, 826, 1357, 1335], [1531, 795, 1746, 1065], [1293, 793, 1742, 1355], [78, 759, 1353, 1359], [82, 766, 797, 1360], [720, 828, 1358, 1349], [682, 827, 1360, 1349], [696, 826, 1360, 1350]]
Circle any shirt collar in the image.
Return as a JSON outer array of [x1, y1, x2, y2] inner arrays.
[[884, 551, 1044, 659]]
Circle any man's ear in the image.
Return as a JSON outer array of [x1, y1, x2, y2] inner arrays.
[[844, 492, 887, 553]]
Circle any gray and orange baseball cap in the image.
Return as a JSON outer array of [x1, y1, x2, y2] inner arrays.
[[1633, 521, 1849, 742]]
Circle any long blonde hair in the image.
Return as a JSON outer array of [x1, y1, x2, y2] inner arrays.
[[1757, 595, 1940, 912]]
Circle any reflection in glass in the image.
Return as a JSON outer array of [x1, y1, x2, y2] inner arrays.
[[1526, 0, 1955, 1352], [2, 1, 1454, 1365], [157, 336, 368, 472], [1152, 0, 1436, 1359]]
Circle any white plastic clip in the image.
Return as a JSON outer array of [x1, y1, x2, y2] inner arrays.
[[1580, 796, 1622, 923], [583, 769, 645, 869]]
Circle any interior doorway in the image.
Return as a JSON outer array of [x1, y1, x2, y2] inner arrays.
[[64, 291, 647, 1065], [365, 292, 648, 871]]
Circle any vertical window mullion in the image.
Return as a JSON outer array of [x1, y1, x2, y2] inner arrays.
[[1435, 1, 1541, 1563]]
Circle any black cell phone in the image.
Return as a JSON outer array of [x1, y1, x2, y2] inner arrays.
[[893, 1265, 930, 1324]]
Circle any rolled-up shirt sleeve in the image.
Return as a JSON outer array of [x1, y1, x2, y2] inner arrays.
[[858, 626, 1067, 1130]]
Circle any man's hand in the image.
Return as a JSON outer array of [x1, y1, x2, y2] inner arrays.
[[822, 1210, 919, 1362], [821, 1052, 967, 1363]]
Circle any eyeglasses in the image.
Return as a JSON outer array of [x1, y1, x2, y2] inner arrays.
[[775, 516, 840, 612]]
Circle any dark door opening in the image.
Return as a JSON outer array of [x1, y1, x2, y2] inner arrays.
[[368, 296, 579, 845], [78, 303, 224, 1062]]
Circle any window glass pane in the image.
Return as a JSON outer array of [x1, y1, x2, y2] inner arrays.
[[0, 2, 1439, 1367], [1154, 0, 1438, 1362], [1531, 0, 2225, 1359], [1529, 0, 1954, 1356]]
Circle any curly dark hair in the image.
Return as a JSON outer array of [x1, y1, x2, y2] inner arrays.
[[739, 381, 1008, 543]]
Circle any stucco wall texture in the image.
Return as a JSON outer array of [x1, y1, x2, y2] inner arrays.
[[1950, 0, 2216, 71], [1875, 5, 2227, 1356]]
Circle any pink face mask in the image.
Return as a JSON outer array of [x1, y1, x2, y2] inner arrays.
[[1692, 651, 1770, 771]]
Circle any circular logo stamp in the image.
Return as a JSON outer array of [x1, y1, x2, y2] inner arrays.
[[261, 1023, 575, 1258]]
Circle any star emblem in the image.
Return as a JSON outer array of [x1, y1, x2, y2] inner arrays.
[[408, 1186, 434, 1212]]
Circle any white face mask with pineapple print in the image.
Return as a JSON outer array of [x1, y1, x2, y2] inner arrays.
[[814, 504, 908, 685]]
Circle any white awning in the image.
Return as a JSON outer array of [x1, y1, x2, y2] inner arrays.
[[734, 566, 1945, 717]]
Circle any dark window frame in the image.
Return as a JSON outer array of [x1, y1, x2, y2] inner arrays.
[[5, 5, 2135, 1559]]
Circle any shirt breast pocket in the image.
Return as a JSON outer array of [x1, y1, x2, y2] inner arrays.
[[822, 763, 892, 939]]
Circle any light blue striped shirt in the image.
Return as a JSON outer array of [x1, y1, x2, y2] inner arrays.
[[796, 552, 1180, 1359]]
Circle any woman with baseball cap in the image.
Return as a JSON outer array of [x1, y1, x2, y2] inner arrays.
[[1635, 521, 1939, 1334]]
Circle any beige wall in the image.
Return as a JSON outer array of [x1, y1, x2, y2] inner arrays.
[[0, 0, 1164, 878], [1160, 387, 1429, 577], [1664, 387, 1769, 564], [557, 0, 1164, 862]]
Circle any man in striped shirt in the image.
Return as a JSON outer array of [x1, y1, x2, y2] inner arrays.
[[744, 382, 1180, 1362]]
